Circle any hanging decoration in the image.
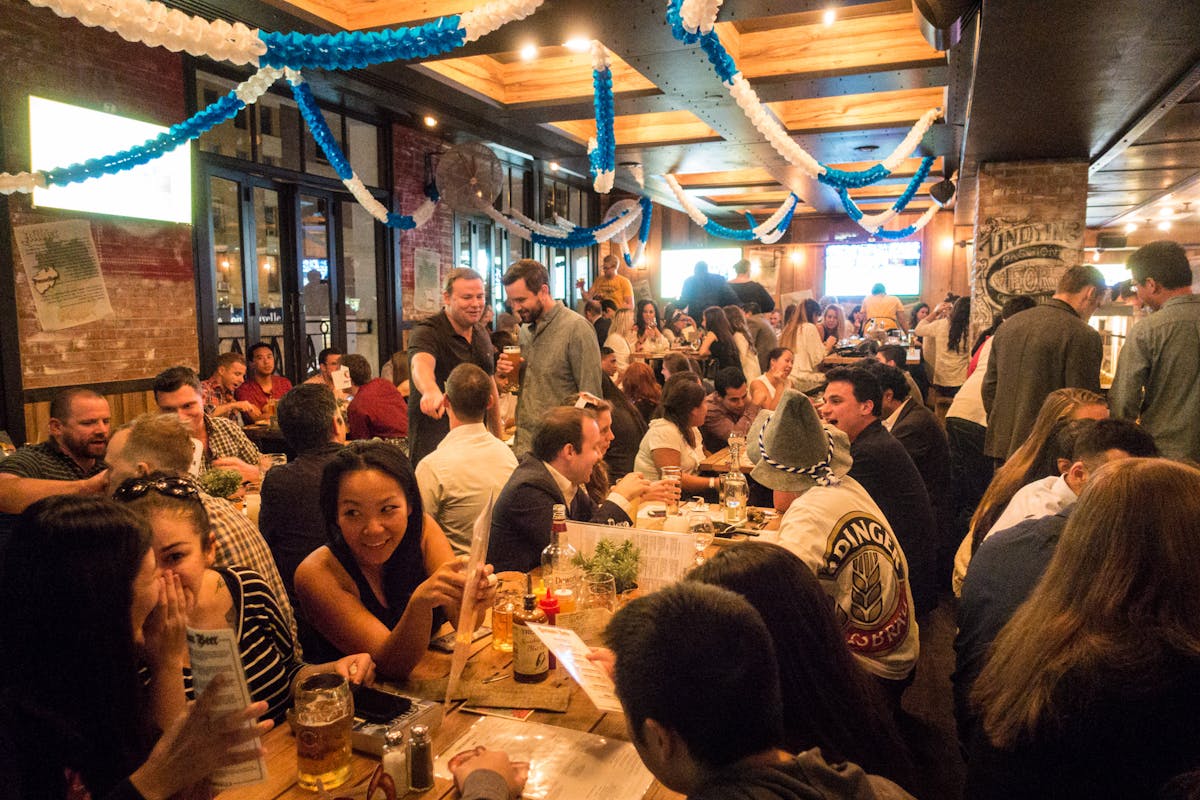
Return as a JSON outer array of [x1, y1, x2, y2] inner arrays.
[[26, 0, 544, 69], [0, 66, 284, 195], [288, 71, 437, 230], [836, 156, 934, 235], [666, 0, 944, 239], [662, 175, 797, 244], [587, 41, 616, 194], [476, 196, 652, 250]]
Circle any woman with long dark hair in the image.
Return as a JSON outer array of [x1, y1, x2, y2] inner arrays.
[[621, 361, 662, 425], [696, 306, 741, 372], [722, 304, 761, 380], [748, 347, 794, 411], [295, 441, 493, 678], [914, 295, 972, 397], [634, 299, 670, 353], [634, 373, 713, 496], [688, 542, 916, 791], [969, 459, 1200, 798], [0, 496, 270, 799]]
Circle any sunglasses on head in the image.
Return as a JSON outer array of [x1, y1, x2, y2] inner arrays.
[[112, 476, 200, 502]]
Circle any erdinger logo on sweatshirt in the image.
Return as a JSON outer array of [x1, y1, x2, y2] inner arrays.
[[821, 512, 910, 655]]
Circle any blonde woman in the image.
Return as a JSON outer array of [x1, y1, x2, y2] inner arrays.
[[604, 308, 636, 375], [969, 459, 1200, 798]]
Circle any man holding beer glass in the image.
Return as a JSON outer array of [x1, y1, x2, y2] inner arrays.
[[408, 268, 506, 465]]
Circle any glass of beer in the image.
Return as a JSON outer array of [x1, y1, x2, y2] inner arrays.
[[492, 591, 519, 652], [292, 673, 354, 791], [661, 466, 682, 515], [503, 345, 522, 395]]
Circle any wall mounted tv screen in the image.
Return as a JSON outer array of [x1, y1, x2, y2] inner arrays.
[[824, 241, 921, 297], [29, 96, 192, 224], [659, 247, 744, 299]]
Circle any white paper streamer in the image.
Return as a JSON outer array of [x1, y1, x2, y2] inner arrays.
[[680, 0, 724, 34], [459, 0, 545, 43]]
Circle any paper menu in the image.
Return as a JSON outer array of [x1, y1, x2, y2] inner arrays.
[[185, 628, 267, 790], [525, 624, 623, 713], [434, 715, 653, 800], [565, 521, 694, 591]]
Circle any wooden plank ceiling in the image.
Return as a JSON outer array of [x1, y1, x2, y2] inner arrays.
[[271, 0, 953, 222]]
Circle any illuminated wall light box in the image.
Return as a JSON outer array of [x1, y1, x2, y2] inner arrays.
[[29, 96, 192, 225]]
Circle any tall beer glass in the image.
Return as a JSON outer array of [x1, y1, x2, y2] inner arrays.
[[293, 673, 354, 790]]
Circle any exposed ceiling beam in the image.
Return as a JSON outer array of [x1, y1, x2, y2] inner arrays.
[[1090, 59, 1200, 175]]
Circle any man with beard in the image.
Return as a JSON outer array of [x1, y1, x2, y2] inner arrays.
[[408, 267, 505, 465], [502, 259, 603, 456], [0, 388, 111, 513]]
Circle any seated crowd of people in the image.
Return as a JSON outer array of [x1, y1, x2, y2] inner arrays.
[[1, 244, 1198, 800]]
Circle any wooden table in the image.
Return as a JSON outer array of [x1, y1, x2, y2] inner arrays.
[[217, 632, 682, 800], [698, 447, 753, 475]]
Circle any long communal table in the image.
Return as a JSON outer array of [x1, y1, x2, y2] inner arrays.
[[218, 631, 683, 800]]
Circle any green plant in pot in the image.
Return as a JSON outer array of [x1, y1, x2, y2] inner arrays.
[[198, 468, 243, 500], [574, 539, 640, 594]]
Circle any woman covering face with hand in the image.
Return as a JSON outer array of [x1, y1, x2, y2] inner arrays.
[[0, 496, 272, 800], [295, 441, 495, 679], [114, 474, 374, 724]]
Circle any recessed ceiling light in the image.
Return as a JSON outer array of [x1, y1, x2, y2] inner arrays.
[[823, 8, 836, 26], [423, 115, 438, 128], [1123, 222, 1138, 234], [1159, 206, 1174, 218], [1092, 250, 1101, 262], [549, 161, 560, 171], [519, 43, 538, 61], [564, 37, 590, 52], [1157, 220, 1172, 231], [854, 144, 879, 153]]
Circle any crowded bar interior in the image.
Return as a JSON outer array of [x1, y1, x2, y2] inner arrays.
[[1, 0, 1199, 798]]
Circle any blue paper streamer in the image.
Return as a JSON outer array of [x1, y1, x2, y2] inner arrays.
[[835, 156, 934, 226], [589, 65, 615, 180], [259, 17, 466, 70]]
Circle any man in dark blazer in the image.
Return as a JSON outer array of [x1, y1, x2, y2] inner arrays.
[[982, 265, 1107, 460], [821, 366, 939, 616], [488, 406, 670, 572]]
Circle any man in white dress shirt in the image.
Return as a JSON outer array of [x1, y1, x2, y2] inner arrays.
[[415, 363, 518, 555]]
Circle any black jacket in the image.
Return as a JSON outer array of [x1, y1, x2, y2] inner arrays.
[[487, 454, 631, 572]]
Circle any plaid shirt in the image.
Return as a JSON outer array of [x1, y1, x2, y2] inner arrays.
[[201, 376, 239, 420], [202, 414, 262, 474], [200, 491, 299, 651]]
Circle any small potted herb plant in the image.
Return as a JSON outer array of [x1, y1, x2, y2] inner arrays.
[[575, 539, 641, 595], [198, 468, 244, 502]]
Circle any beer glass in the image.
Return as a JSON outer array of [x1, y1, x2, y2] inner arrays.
[[492, 591, 519, 652], [292, 672, 354, 790], [687, 499, 716, 566], [576, 572, 617, 646], [661, 466, 682, 515], [503, 345, 522, 395]]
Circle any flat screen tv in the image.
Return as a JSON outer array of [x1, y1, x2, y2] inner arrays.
[[824, 241, 921, 297], [659, 246, 744, 299], [29, 95, 192, 224]]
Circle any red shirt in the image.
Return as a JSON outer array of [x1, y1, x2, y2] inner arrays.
[[347, 378, 409, 439], [234, 375, 293, 411]]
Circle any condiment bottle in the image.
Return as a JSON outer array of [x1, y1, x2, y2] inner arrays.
[[381, 727, 407, 791], [538, 591, 560, 671], [512, 577, 549, 683], [407, 723, 434, 792]]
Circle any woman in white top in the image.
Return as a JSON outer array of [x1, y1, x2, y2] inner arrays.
[[634, 375, 716, 496], [914, 296, 972, 395], [604, 308, 636, 376], [779, 299, 828, 386], [635, 299, 671, 354], [749, 347, 794, 411], [722, 305, 762, 380]]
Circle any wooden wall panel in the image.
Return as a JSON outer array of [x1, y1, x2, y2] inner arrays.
[[22, 389, 157, 448]]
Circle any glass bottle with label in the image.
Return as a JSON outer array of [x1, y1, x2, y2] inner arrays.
[[540, 504, 581, 620], [512, 578, 549, 683]]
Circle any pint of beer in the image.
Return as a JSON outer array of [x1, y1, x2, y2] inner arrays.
[[293, 673, 354, 791], [503, 345, 523, 395]]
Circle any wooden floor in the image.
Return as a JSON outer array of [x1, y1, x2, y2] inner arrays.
[[900, 590, 967, 799]]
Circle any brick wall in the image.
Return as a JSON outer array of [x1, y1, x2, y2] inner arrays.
[[2, 1, 197, 390], [392, 123, 454, 321], [970, 159, 1088, 333]]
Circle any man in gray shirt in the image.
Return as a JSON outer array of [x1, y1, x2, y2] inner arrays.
[[1110, 240, 1200, 461], [743, 302, 779, 373], [503, 259, 603, 455]]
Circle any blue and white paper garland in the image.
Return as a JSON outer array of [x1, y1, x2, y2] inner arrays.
[[587, 41, 616, 194], [663, 174, 797, 244], [476, 195, 652, 253]]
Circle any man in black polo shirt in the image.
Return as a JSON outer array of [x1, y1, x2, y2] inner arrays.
[[0, 388, 111, 514], [408, 267, 505, 465]]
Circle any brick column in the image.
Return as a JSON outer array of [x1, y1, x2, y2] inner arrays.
[[970, 160, 1088, 337]]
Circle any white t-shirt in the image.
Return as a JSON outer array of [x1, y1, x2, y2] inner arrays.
[[605, 332, 634, 372], [766, 476, 920, 681], [947, 337, 991, 426], [785, 322, 827, 375], [914, 317, 969, 388], [984, 474, 1076, 541], [733, 331, 762, 380], [634, 418, 706, 479]]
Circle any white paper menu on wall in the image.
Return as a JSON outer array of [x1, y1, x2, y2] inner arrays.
[[186, 628, 268, 790], [564, 521, 694, 591]]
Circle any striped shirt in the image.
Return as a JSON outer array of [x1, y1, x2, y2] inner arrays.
[[183, 566, 301, 722], [0, 440, 105, 481], [201, 492, 297, 650]]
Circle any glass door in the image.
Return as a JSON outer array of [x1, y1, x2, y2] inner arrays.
[[299, 193, 335, 377], [456, 216, 503, 315]]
